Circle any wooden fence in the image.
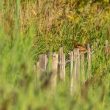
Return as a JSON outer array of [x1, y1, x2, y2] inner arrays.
[[35, 40, 110, 94]]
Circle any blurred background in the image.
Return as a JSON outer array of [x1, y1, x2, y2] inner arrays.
[[0, 0, 110, 110]]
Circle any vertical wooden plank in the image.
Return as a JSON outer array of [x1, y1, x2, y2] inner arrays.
[[62, 54, 66, 81], [36, 61, 41, 89], [49, 53, 58, 91], [80, 52, 85, 83], [87, 44, 92, 79], [72, 49, 78, 94], [47, 52, 52, 73], [36, 61, 40, 79], [70, 49, 81, 95], [69, 51, 74, 94], [59, 47, 63, 80], [105, 40, 109, 58], [39, 54, 48, 73], [44, 54, 48, 70], [76, 48, 80, 83], [59, 47, 65, 81], [37, 54, 48, 83]]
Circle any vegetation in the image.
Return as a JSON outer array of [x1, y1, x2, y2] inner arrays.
[[0, 0, 110, 110]]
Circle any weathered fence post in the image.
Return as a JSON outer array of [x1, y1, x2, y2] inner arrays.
[[73, 49, 78, 91], [87, 44, 92, 79], [76, 48, 80, 83], [63, 54, 66, 81], [59, 47, 65, 81], [37, 54, 48, 79], [39, 54, 48, 72], [36, 61, 40, 79], [80, 52, 85, 83], [105, 40, 109, 58], [35, 54, 48, 89], [69, 51, 74, 94], [49, 53, 58, 91], [70, 48, 79, 94]]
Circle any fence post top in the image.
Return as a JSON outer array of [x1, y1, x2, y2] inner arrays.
[[69, 51, 73, 54], [59, 47, 64, 54], [59, 47, 63, 49], [105, 40, 109, 45], [39, 54, 47, 58], [52, 53, 58, 57], [73, 48, 80, 53], [74, 48, 79, 51], [87, 44, 90, 48]]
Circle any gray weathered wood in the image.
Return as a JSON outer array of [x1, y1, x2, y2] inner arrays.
[[36, 61, 40, 79], [59, 47, 65, 81], [87, 44, 92, 79], [76, 48, 80, 83], [39, 54, 48, 73], [69, 51, 74, 94], [62, 54, 66, 81], [80, 52, 85, 83], [105, 40, 109, 58], [36, 61, 43, 89], [74, 49, 77, 81], [72, 49, 78, 93], [49, 53, 58, 90], [39, 54, 48, 71]]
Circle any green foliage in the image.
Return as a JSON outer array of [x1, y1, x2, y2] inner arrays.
[[0, 0, 110, 110]]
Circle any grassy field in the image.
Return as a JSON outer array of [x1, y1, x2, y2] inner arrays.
[[0, 0, 110, 110]]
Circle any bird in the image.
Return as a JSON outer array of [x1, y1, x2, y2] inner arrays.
[[74, 44, 87, 53]]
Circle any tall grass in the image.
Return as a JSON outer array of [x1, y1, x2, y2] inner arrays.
[[0, 0, 110, 110]]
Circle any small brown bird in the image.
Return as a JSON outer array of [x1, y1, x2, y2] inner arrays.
[[74, 44, 87, 53]]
